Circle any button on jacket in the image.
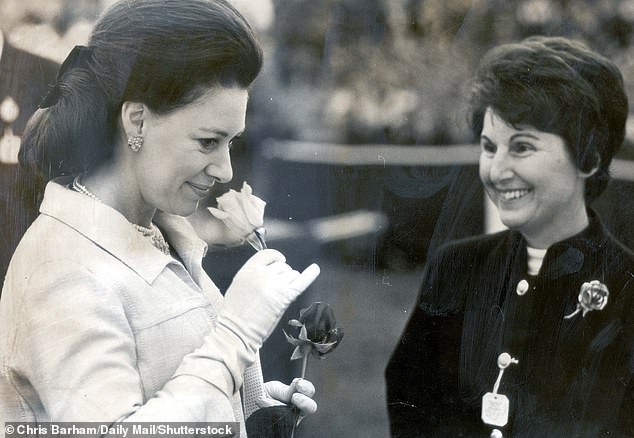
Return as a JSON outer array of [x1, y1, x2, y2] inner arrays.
[[0, 179, 254, 434], [386, 211, 634, 437]]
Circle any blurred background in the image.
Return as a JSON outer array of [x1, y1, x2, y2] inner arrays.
[[2, 0, 634, 436]]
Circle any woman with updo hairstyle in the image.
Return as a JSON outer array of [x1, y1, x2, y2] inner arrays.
[[0, 0, 320, 433], [386, 36, 634, 437]]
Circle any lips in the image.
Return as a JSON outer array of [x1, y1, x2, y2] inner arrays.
[[497, 188, 531, 201], [187, 181, 213, 197]]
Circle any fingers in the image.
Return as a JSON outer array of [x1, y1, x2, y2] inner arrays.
[[290, 379, 317, 415], [280, 269, 301, 284], [262, 379, 318, 416], [264, 380, 293, 402], [255, 396, 284, 408], [264, 379, 315, 402], [289, 263, 320, 292], [291, 378, 315, 398], [237, 254, 319, 305], [291, 392, 318, 416], [243, 249, 286, 267], [269, 261, 293, 275]]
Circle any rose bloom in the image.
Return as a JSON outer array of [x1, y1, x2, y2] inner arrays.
[[208, 181, 266, 239], [285, 302, 344, 360]]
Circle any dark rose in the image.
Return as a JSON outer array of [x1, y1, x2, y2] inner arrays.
[[284, 302, 344, 360]]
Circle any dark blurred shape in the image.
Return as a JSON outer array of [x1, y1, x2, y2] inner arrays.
[[378, 165, 484, 270], [271, 0, 334, 84], [0, 38, 58, 293], [329, 0, 389, 47], [592, 179, 634, 250], [53, 0, 102, 34], [246, 405, 297, 438]]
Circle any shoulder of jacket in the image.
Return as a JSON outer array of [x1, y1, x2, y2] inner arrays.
[[433, 230, 516, 260]]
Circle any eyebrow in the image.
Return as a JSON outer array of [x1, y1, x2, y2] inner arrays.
[[510, 132, 539, 141], [480, 135, 496, 146], [198, 127, 245, 137], [479, 132, 539, 143]]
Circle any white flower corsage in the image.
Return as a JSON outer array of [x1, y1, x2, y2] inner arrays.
[[564, 280, 609, 319]]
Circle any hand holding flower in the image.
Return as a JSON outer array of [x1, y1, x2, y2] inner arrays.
[[208, 181, 267, 251], [256, 379, 318, 417], [564, 280, 609, 319]]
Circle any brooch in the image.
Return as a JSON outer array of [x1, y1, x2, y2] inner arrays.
[[563, 280, 609, 319]]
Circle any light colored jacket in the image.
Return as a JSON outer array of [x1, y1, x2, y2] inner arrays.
[[0, 180, 255, 435]]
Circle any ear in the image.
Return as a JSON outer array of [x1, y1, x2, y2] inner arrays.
[[120, 101, 145, 137], [579, 153, 600, 178]]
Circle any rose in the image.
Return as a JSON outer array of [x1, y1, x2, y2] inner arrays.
[[564, 280, 609, 319], [208, 182, 267, 251], [208, 181, 265, 236], [297, 302, 344, 356], [578, 280, 609, 315], [284, 302, 344, 375], [283, 302, 343, 437]]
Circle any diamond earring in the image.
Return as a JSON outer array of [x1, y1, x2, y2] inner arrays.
[[128, 135, 144, 152]]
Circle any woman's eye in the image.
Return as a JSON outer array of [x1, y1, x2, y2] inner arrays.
[[480, 140, 496, 154], [228, 136, 241, 150], [511, 142, 535, 155], [198, 138, 219, 151]]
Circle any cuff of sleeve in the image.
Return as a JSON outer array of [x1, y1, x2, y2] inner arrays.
[[173, 322, 257, 396]]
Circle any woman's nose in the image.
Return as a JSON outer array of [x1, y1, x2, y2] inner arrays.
[[206, 147, 233, 183], [488, 151, 514, 183]]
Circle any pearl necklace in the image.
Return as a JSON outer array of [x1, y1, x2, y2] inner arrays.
[[72, 175, 171, 256]]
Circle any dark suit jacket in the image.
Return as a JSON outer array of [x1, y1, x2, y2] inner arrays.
[[0, 40, 59, 291], [386, 212, 634, 437]]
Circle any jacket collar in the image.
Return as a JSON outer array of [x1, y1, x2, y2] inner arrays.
[[528, 209, 608, 279], [39, 178, 209, 285]]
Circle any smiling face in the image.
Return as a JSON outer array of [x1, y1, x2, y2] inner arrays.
[[479, 107, 592, 248], [133, 86, 248, 217]]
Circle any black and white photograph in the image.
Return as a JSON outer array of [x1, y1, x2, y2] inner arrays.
[[1, 1, 634, 437]]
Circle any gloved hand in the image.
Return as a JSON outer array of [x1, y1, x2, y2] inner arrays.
[[174, 250, 320, 397], [256, 379, 317, 417], [219, 249, 320, 350]]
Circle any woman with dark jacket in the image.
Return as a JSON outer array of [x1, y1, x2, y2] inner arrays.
[[386, 36, 634, 437]]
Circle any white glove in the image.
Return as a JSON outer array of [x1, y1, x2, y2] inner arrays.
[[256, 379, 318, 417], [174, 250, 319, 397], [219, 249, 320, 349]]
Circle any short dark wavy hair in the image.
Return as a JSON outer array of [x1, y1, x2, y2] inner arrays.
[[468, 36, 628, 202]]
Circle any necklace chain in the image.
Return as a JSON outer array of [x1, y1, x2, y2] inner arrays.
[[72, 175, 171, 256]]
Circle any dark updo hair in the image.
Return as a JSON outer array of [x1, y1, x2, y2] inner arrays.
[[20, 0, 262, 179], [468, 36, 628, 202]]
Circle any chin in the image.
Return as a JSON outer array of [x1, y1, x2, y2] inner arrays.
[[498, 211, 530, 232], [165, 201, 199, 217]]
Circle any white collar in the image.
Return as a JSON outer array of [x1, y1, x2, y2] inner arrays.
[[526, 246, 547, 276], [39, 178, 210, 285]]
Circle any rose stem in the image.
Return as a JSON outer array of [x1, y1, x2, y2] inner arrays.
[[291, 354, 309, 438], [300, 354, 308, 379]]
